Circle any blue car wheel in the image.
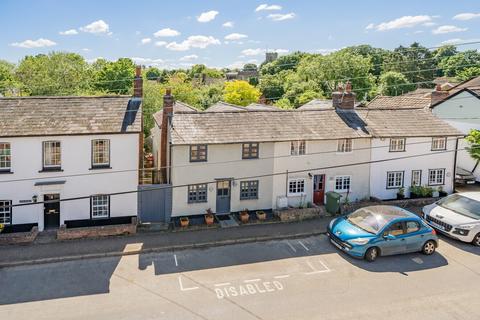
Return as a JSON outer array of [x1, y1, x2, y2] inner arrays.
[[365, 247, 379, 262], [422, 240, 436, 255]]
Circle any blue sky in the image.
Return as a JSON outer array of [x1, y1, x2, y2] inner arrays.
[[1, 0, 479, 68]]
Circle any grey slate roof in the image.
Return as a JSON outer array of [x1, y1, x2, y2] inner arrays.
[[246, 103, 280, 111], [297, 99, 333, 110], [366, 96, 431, 109], [0, 96, 142, 137], [205, 101, 246, 112]]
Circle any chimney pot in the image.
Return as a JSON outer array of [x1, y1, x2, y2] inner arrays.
[[345, 81, 352, 93], [135, 65, 142, 77], [133, 65, 143, 98], [435, 84, 442, 91]]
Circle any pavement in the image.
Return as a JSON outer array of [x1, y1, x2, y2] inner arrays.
[[0, 234, 479, 320], [0, 217, 330, 268]]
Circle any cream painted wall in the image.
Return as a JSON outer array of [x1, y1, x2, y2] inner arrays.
[[369, 137, 456, 200], [169, 138, 371, 216], [0, 134, 139, 230]]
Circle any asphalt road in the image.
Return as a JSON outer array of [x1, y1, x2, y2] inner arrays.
[[0, 234, 479, 320]]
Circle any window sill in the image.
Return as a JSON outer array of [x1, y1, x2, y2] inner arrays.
[[39, 168, 63, 173], [89, 166, 112, 170], [0, 170, 13, 174], [431, 149, 447, 152], [240, 198, 259, 201], [189, 160, 207, 163], [287, 193, 306, 197]]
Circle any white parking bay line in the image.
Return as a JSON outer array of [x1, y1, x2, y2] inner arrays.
[[173, 254, 178, 267], [214, 282, 232, 287], [244, 279, 261, 283], [298, 240, 309, 251], [178, 276, 199, 291], [286, 241, 297, 252], [304, 260, 331, 275], [274, 275, 290, 279]]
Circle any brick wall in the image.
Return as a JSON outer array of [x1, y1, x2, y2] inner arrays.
[[57, 218, 137, 240], [0, 226, 38, 245]]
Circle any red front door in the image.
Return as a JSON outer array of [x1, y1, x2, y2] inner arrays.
[[313, 174, 325, 205]]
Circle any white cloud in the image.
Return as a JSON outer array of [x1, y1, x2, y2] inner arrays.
[[255, 4, 282, 12], [179, 54, 199, 62], [441, 38, 480, 45], [59, 29, 78, 35], [81, 48, 91, 52], [223, 21, 234, 28], [228, 61, 246, 69], [141, 38, 152, 44], [10, 38, 57, 48], [154, 41, 167, 47], [165, 35, 221, 51], [453, 13, 480, 21], [241, 48, 288, 56], [267, 13, 296, 21], [224, 33, 248, 40], [365, 23, 375, 30], [80, 20, 110, 34], [153, 28, 180, 37], [316, 48, 338, 55], [86, 57, 103, 63], [413, 30, 424, 34], [275, 49, 289, 54], [423, 22, 437, 27], [197, 10, 219, 23], [432, 25, 468, 34], [131, 57, 165, 67], [372, 15, 433, 31]]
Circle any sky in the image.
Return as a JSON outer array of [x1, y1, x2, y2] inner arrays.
[[1, 0, 480, 69]]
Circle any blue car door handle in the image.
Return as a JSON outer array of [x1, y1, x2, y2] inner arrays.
[[401, 238, 406, 241]]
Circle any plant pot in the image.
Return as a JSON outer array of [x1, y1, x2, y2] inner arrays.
[[240, 212, 249, 223], [205, 214, 214, 226], [180, 217, 189, 228], [410, 193, 418, 199], [396, 193, 405, 200], [439, 191, 448, 197], [256, 211, 266, 221]]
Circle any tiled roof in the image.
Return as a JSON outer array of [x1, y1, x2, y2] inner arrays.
[[401, 88, 432, 98], [297, 99, 333, 110], [246, 103, 280, 111], [448, 76, 480, 93], [205, 101, 246, 112], [366, 95, 431, 109], [0, 96, 141, 137]]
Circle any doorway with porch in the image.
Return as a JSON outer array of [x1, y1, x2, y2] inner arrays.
[[44, 194, 60, 229], [313, 174, 325, 205], [216, 180, 231, 214]]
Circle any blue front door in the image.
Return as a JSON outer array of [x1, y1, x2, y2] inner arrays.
[[216, 180, 231, 214]]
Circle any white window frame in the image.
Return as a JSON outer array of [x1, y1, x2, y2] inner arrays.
[[288, 178, 306, 196], [290, 140, 306, 156], [92, 139, 110, 167], [0, 200, 12, 224], [43, 141, 61, 169], [334, 175, 351, 192], [337, 139, 353, 153], [428, 169, 445, 186], [0, 142, 11, 171], [91, 195, 110, 219], [386, 171, 404, 189], [389, 138, 406, 152], [411, 170, 422, 186], [431, 137, 447, 151]]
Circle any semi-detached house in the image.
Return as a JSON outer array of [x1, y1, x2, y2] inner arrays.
[[0, 93, 142, 231], [153, 84, 463, 218]]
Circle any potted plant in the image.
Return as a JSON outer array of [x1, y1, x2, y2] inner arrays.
[[438, 186, 448, 197], [432, 187, 440, 198], [256, 210, 267, 221], [409, 186, 418, 199], [240, 209, 250, 223], [396, 187, 405, 200], [204, 211, 214, 226], [180, 217, 189, 228]]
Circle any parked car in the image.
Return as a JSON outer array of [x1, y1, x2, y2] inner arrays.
[[423, 192, 480, 246], [327, 205, 438, 262], [455, 167, 476, 185]]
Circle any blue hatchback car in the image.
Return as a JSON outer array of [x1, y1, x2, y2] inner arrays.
[[327, 205, 438, 262]]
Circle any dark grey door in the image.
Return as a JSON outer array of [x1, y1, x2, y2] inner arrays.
[[44, 194, 60, 229], [216, 180, 231, 214]]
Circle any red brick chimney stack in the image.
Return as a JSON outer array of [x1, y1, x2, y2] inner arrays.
[[431, 83, 449, 105], [133, 65, 143, 98], [160, 88, 174, 182], [333, 81, 356, 110]]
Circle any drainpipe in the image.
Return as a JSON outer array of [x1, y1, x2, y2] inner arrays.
[[453, 137, 459, 192]]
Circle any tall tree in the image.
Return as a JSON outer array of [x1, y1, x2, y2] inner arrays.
[[378, 71, 416, 96], [223, 80, 261, 106], [0, 60, 20, 96], [439, 50, 480, 77], [93, 58, 136, 94]]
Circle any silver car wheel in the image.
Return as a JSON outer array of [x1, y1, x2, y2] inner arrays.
[[474, 234, 480, 247], [370, 248, 377, 259], [424, 241, 435, 254]]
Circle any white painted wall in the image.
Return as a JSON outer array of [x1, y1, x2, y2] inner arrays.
[[432, 91, 479, 179], [0, 134, 139, 230], [168, 138, 371, 217], [369, 137, 456, 200]]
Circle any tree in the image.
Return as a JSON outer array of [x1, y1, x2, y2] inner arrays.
[[457, 66, 480, 81], [378, 71, 416, 96], [0, 60, 20, 96], [258, 73, 285, 101], [15, 52, 91, 95], [243, 63, 257, 71], [275, 97, 293, 109], [341, 45, 390, 76], [465, 129, 480, 172], [223, 80, 261, 106], [93, 58, 136, 94], [260, 52, 306, 75], [439, 50, 480, 77], [145, 67, 161, 81]]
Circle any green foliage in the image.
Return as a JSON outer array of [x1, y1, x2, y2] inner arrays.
[[0, 60, 20, 96], [223, 80, 261, 106], [260, 51, 306, 75], [243, 63, 257, 71], [439, 50, 480, 77], [275, 97, 293, 109], [378, 71, 416, 96], [145, 67, 161, 80], [457, 66, 480, 81], [466, 129, 480, 162], [93, 58, 136, 94]]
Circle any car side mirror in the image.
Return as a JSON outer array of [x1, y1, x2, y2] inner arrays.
[[383, 234, 396, 241]]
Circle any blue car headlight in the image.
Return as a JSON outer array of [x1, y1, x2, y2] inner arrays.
[[348, 238, 370, 245]]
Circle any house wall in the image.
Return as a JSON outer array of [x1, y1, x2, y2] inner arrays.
[[432, 91, 479, 179], [169, 138, 371, 217], [0, 134, 139, 231], [369, 137, 456, 200]]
